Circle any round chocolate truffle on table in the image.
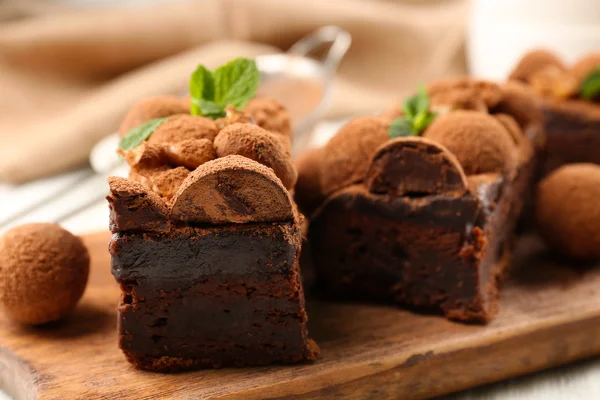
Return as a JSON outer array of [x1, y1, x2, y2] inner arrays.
[[535, 164, 600, 261], [423, 110, 516, 175], [0, 223, 90, 325], [119, 96, 189, 137]]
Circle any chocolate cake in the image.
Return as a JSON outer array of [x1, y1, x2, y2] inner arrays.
[[297, 80, 543, 323], [509, 50, 600, 176], [108, 86, 318, 371]]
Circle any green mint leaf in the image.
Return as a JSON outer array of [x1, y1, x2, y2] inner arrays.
[[402, 83, 430, 117], [402, 93, 419, 117], [413, 110, 438, 134], [191, 98, 226, 118], [190, 65, 215, 115], [580, 69, 600, 100], [118, 117, 168, 150], [189, 57, 259, 118], [213, 57, 260, 109], [415, 84, 430, 113], [389, 117, 416, 138]]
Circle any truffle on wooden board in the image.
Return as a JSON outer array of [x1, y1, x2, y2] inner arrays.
[[535, 164, 600, 261], [171, 155, 294, 224], [119, 96, 189, 137], [366, 137, 468, 196], [0, 223, 89, 325], [320, 116, 389, 196], [147, 115, 218, 145], [244, 97, 292, 139], [508, 49, 566, 83], [214, 123, 297, 189], [423, 110, 516, 175]]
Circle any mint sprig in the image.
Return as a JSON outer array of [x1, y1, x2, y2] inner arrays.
[[190, 57, 260, 118], [119, 117, 168, 151], [389, 84, 437, 139], [580, 69, 600, 100]]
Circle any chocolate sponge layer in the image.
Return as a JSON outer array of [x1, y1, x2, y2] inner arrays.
[[110, 223, 318, 371]]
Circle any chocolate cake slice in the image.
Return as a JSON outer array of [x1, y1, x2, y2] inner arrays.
[[108, 92, 318, 371], [509, 50, 600, 176], [297, 80, 542, 323]]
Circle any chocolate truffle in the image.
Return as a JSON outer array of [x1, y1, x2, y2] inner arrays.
[[570, 53, 600, 85], [366, 137, 468, 196], [295, 147, 326, 216], [509, 49, 566, 82], [214, 123, 297, 189], [147, 115, 218, 145], [423, 110, 516, 175], [119, 96, 189, 137], [164, 138, 216, 170], [535, 163, 600, 260], [495, 113, 524, 145], [0, 223, 89, 325], [427, 79, 503, 113], [171, 155, 294, 224], [244, 97, 292, 139], [321, 116, 389, 196], [529, 65, 578, 99]]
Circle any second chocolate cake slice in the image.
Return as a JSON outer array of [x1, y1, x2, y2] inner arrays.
[[297, 80, 543, 323]]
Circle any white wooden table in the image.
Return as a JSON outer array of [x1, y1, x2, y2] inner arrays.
[[1, 122, 599, 399]]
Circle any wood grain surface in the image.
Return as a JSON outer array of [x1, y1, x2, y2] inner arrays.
[[1, 232, 600, 400]]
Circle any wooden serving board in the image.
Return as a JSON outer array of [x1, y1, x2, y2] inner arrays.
[[2, 232, 600, 400]]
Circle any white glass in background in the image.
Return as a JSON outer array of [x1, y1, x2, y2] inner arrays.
[[468, 0, 600, 80]]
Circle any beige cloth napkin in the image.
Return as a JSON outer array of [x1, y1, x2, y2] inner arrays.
[[0, 0, 467, 183]]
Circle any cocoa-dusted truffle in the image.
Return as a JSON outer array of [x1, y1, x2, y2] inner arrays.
[[321, 116, 389, 196], [495, 113, 524, 145], [244, 97, 292, 139], [508, 49, 565, 82], [118, 142, 166, 170], [295, 147, 326, 216], [119, 96, 189, 137], [215, 105, 255, 131], [214, 123, 297, 189], [570, 53, 600, 85], [0, 223, 89, 325], [535, 163, 600, 260], [529, 65, 578, 99], [427, 79, 503, 113], [147, 115, 218, 145], [423, 110, 516, 175], [171, 155, 294, 224], [164, 139, 216, 170], [366, 137, 468, 196]]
